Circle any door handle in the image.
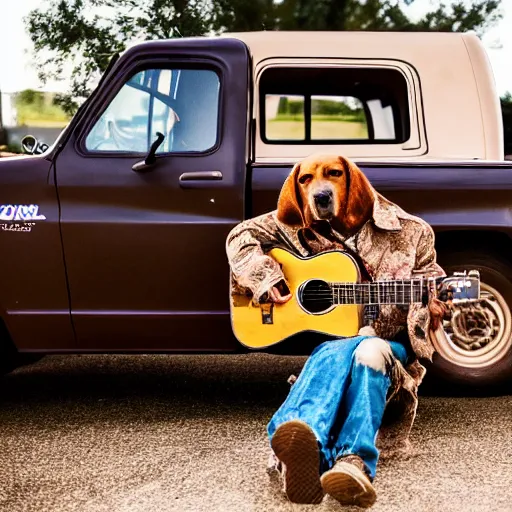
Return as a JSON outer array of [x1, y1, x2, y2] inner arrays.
[[179, 171, 223, 182]]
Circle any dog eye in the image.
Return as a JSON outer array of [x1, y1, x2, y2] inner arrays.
[[298, 174, 313, 184], [328, 169, 343, 177]]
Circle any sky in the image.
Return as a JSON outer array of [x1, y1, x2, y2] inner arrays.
[[1, 0, 512, 95]]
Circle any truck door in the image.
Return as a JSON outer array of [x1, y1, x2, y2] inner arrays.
[[53, 38, 250, 351]]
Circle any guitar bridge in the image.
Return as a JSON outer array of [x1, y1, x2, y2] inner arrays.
[[260, 303, 274, 325]]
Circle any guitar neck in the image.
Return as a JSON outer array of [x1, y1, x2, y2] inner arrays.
[[330, 279, 425, 305]]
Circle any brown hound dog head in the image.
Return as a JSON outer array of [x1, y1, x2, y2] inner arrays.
[[276, 154, 375, 235]]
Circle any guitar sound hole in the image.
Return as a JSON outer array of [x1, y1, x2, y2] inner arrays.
[[299, 279, 333, 314]]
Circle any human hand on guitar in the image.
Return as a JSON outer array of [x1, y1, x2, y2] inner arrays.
[[429, 297, 450, 330], [265, 280, 292, 304]]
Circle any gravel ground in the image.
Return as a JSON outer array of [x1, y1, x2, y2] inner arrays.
[[2, 354, 512, 512]]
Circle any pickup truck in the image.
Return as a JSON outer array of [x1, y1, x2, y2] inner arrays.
[[2, 30, 512, 387]]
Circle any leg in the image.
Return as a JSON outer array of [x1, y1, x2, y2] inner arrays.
[[320, 337, 408, 508], [333, 338, 408, 477], [267, 335, 368, 504], [268, 336, 368, 459]]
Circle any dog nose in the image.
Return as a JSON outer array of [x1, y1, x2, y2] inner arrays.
[[314, 191, 332, 208]]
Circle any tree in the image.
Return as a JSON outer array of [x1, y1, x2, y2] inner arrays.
[[26, 0, 503, 113], [16, 89, 41, 106], [26, 0, 213, 112]]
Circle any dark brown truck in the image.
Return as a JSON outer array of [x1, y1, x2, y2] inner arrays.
[[2, 32, 512, 387]]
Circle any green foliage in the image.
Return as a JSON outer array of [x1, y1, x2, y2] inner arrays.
[[501, 92, 512, 156], [14, 90, 70, 127], [311, 99, 362, 117], [0, 143, 23, 154], [277, 96, 289, 115], [274, 0, 501, 32], [26, 0, 503, 114], [276, 98, 366, 123], [16, 89, 40, 105], [26, 0, 212, 114], [288, 99, 305, 116]]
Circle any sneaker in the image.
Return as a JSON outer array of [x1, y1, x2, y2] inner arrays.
[[320, 454, 377, 508], [270, 419, 324, 504]]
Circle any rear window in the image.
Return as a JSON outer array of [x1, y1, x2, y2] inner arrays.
[[260, 67, 410, 145]]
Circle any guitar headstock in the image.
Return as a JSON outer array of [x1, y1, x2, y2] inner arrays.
[[437, 270, 481, 301]]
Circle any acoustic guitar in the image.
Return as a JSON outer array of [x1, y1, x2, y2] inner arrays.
[[230, 248, 482, 349]]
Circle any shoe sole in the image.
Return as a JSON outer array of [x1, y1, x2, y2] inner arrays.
[[321, 461, 377, 508], [271, 420, 324, 504]]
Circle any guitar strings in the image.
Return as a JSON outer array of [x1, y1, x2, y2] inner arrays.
[[301, 288, 422, 304], [300, 280, 424, 305]]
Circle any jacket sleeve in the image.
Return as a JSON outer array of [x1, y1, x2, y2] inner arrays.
[[225, 211, 286, 304], [412, 222, 446, 280], [407, 222, 446, 361]]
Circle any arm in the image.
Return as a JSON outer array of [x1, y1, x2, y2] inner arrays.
[[407, 222, 447, 360], [226, 212, 290, 304], [412, 222, 445, 280], [412, 223, 448, 329]]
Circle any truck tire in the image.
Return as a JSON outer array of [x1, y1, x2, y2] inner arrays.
[[429, 250, 512, 387]]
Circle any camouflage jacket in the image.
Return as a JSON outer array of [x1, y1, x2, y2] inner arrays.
[[226, 190, 445, 457]]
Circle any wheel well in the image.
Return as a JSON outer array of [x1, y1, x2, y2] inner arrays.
[[436, 230, 512, 263]]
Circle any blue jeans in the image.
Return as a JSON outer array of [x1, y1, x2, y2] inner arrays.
[[267, 335, 408, 479]]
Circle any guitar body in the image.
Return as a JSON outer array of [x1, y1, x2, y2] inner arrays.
[[230, 248, 362, 349]]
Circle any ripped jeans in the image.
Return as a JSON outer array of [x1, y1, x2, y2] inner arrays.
[[267, 335, 409, 480]]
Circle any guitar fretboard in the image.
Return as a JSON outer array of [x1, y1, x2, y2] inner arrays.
[[330, 279, 424, 305]]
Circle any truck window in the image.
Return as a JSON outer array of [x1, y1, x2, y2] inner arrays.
[[265, 94, 306, 140], [85, 68, 220, 153], [260, 67, 409, 144]]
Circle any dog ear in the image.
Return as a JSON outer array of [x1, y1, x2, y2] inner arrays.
[[338, 156, 375, 232], [276, 163, 305, 227]]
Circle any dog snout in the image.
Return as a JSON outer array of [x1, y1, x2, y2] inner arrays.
[[314, 190, 333, 208]]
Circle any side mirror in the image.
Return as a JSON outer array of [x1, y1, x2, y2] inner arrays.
[[21, 135, 38, 155], [38, 142, 50, 154], [21, 135, 50, 155]]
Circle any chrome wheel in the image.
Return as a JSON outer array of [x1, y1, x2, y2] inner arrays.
[[431, 282, 512, 369]]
